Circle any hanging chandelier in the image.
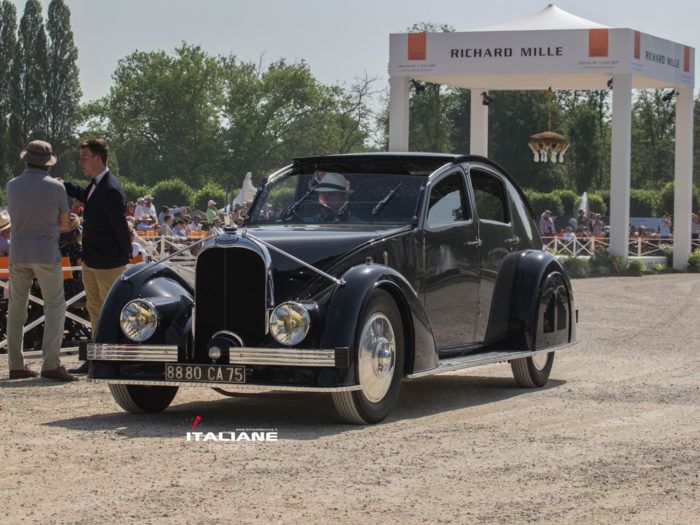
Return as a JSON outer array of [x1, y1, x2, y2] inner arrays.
[[528, 88, 570, 163]]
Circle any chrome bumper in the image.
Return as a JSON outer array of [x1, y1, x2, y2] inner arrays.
[[86, 377, 360, 393], [87, 344, 178, 362], [87, 344, 348, 367]]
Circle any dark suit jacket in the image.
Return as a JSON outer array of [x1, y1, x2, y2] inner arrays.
[[64, 171, 131, 269]]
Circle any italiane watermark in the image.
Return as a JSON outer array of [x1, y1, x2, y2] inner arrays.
[[176, 416, 278, 449]]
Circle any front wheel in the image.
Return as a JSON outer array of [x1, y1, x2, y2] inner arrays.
[[332, 290, 404, 424], [510, 352, 554, 388], [108, 384, 178, 413]]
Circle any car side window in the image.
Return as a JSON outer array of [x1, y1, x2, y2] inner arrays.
[[427, 172, 470, 228], [470, 170, 509, 224]]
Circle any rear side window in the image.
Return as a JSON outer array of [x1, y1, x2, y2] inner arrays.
[[471, 170, 509, 224], [427, 172, 470, 227]]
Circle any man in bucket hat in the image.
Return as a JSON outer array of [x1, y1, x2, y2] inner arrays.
[[5, 140, 77, 381]]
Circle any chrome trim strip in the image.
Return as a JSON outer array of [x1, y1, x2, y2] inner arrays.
[[88, 344, 178, 362], [406, 340, 578, 379], [228, 347, 336, 366], [87, 378, 361, 392], [243, 231, 345, 287]]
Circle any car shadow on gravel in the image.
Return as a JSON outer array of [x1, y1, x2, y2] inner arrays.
[[42, 374, 565, 440]]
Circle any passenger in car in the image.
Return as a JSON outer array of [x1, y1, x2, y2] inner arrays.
[[309, 173, 360, 223]]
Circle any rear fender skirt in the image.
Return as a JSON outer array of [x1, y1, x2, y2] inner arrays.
[[508, 250, 575, 350], [321, 264, 437, 377], [95, 263, 193, 345]]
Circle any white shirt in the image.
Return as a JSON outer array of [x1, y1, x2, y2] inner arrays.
[[87, 168, 109, 200]]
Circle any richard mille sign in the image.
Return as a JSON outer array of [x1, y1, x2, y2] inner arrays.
[[390, 28, 693, 87]]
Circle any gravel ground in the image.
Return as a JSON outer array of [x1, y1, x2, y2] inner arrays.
[[1, 273, 698, 524]]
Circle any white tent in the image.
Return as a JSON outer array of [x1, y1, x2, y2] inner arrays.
[[388, 4, 694, 268]]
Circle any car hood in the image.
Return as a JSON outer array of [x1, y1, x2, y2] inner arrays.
[[245, 224, 408, 271], [242, 224, 411, 300]]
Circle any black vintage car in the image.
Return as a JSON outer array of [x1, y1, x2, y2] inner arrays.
[[88, 153, 577, 424]]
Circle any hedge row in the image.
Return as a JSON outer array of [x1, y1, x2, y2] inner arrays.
[[527, 183, 700, 218], [120, 179, 231, 212]]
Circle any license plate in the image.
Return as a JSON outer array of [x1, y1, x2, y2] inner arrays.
[[164, 364, 245, 383]]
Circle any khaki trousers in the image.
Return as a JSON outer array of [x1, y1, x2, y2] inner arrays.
[[82, 264, 126, 336], [7, 263, 66, 372]]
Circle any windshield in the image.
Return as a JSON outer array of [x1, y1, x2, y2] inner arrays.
[[248, 171, 426, 225]]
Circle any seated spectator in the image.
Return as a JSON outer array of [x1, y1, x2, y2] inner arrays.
[[190, 215, 203, 232], [159, 214, 174, 238], [563, 226, 577, 248], [0, 209, 10, 256], [134, 197, 147, 219], [130, 229, 150, 262], [125, 201, 135, 217], [210, 217, 224, 235], [59, 213, 83, 279], [691, 213, 699, 240], [159, 204, 190, 225], [71, 199, 84, 217], [136, 215, 156, 232], [173, 218, 189, 238], [576, 209, 589, 229], [591, 213, 605, 235]]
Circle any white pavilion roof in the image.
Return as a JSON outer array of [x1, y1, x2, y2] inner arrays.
[[472, 4, 608, 32]]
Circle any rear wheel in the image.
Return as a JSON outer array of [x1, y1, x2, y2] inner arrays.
[[510, 352, 554, 387], [332, 290, 404, 424], [108, 384, 178, 413]]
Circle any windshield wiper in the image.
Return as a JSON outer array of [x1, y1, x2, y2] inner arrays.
[[372, 183, 403, 216], [283, 184, 317, 219]]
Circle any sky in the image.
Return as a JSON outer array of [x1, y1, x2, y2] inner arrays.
[[8, 0, 700, 103]]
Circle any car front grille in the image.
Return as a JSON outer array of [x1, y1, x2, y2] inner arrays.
[[194, 245, 268, 359]]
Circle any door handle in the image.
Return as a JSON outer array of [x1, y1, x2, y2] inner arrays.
[[466, 239, 483, 247], [504, 235, 520, 245]]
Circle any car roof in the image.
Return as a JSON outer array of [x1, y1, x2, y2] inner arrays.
[[292, 152, 462, 175]]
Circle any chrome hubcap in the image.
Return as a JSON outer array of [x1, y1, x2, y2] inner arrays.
[[532, 352, 548, 370], [358, 313, 395, 403]]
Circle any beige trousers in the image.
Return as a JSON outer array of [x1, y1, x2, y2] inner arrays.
[[7, 263, 66, 372], [81, 264, 126, 336]]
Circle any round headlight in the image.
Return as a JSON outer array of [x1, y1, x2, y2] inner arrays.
[[120, 299, 159, 342], [269, 302, 311, 346]]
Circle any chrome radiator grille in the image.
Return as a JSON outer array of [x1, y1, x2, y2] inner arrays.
[[194, 245, 268, 357]]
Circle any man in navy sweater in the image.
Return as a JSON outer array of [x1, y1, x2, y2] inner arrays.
[[63, 139, 130, 373]]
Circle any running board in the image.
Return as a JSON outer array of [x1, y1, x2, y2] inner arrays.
[[406, 341, 577, 380]]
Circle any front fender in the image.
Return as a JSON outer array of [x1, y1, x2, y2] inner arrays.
[[95, 262, 194, 346], [320, 263, 437, 377]]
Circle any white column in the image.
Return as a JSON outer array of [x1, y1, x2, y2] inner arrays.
[[388, 76, 410, 152], [608, 74, 632, 261], [672, 86, 694, 270], [470, 89, 489, 156]]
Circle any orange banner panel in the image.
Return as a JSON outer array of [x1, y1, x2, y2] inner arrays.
[[408, 33, 426, 61], [684, 46, 691, 72], [634, 31, 640, 60], [589, 29, 609, 58]]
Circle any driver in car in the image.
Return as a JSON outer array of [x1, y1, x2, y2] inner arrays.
[[308, 173, 360, 222]]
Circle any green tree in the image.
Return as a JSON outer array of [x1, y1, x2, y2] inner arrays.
[[489, 90, 567, 192], [106, 43, 223, 187], [0, 0, 17, 184], [9, 0, 47, 158], [45, 0, 81, 162], [631, 89, 675, 189], [220, 57, 371, 184], [562, 90, 610, 193]]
